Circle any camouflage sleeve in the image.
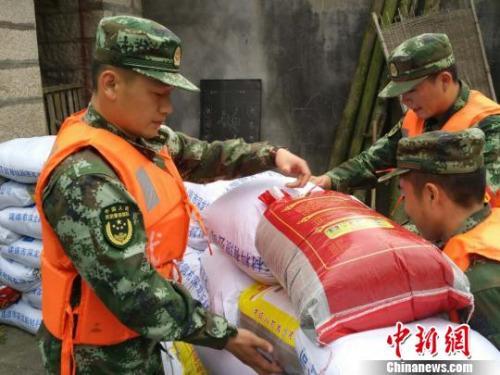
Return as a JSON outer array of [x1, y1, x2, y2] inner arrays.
[[477, 114, 500, 191], [325, 121, 403, 191], [42, 149, 235, 349], [161, 127, 276, 183]]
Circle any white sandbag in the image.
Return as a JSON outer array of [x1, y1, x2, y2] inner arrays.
[[202, 172, 318, 284], [196, 346, 255, 375], [0, 298, 41, 334], [23, 283, 42, 309], [239, 284, 301, 374], [0, 181, 34, 210], [161, 341, 207, 375], [200, 246, 254, 325], [0, 236, 42, 269], [0, 256, 40, 292], [0, 224, 21, 245], [179, 247, 209, 309], [0, 206, 41, 239], [0, 136, 55, 183], [296, 317, 500, 375]]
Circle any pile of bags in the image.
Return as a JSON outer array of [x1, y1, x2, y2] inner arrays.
[[184, 171, 500, 374], [0, 136, 55, 334]]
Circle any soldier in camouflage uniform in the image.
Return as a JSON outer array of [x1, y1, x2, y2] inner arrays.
[[36, 15, 311, 374], [313, 33, 500, 205], [379, 128, 500, 349]]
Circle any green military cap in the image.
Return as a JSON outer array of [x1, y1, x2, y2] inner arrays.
[[378, 128, 485, 183], [94, 15, 199, 91], [378, 33, 455, 98]]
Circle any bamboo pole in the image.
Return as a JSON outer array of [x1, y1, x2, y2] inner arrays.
[[347, 0, 399, 159], [328, 0, 385, 169]]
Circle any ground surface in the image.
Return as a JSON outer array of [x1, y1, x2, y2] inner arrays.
[[0, 325, 44, 374]]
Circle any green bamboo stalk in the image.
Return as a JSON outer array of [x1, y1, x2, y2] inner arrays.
[[347, 0, 399, 159], [328, 0, 385, 169]]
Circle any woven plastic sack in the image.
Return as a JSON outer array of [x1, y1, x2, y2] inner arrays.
[[0, 256, 39, 292], [0, 236, 42, 269], [24, 283, 42, 309], [0, 298, 41, 334], [296, 317, 500, 375], [200, 245, 253, 325], [0, 181, 34, 210], [256, 190, 473, 345], [239, 283, 301, 374], [0, 206, 41, 239], [202, 173, 318, 284], [196, 345, 255, 375], [0, 224, 20, 245], [178, 247, 209, 309], [0, 136, 55, 183]]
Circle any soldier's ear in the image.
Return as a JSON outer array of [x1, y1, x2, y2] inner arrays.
[[440, 71, 453, 91], [99, 69, 119, 101]]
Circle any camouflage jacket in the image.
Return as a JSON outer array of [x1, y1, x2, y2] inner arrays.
[[37, 105, 277, 374], [326, 82, 500, 192]]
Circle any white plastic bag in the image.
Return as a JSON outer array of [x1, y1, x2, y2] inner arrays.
[[0, 136, 55, 183], [0, 298, 41, 334], [0, 236, 42, 269], [196, 346, 255, 375], [0, 181, 34, 210], [0, 206, 42, 239]]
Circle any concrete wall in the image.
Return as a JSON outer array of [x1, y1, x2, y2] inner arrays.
[[0, 0, 47, 140], [143, 0, 371, 173], [35, 0, 142, 95], [143, 0, 500, 173]]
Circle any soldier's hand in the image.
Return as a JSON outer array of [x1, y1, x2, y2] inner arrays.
[[310, 174, 332, 190], [275, 148, 311, 188], [225, 328, 283, 374]]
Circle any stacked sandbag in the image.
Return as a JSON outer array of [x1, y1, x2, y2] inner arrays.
[[0, 136, 54, 334], [256, 190, 474, 345], [161, 341, 208, 375]]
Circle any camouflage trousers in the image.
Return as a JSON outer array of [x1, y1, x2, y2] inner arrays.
[[37, 323, 164, 374]]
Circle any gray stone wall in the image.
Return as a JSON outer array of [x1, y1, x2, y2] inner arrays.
[[0, 0, 47, 140], [143, 0, 500, 173], [143, 0, 371, 173], [35, 0, 142, 95]]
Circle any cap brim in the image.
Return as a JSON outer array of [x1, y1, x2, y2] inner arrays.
[[132, 68, 200, 92], [378, 75, 428, 98], [377, 168, 411, 183]]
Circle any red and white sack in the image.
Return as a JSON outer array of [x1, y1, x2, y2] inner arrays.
[[202, 172, 319, 284], [256, 190, 473, 345]]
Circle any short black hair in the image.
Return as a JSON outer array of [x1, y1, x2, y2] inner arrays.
[[427, 64, 459, 83], [91, 61, 137, 92], [406, 167, 486, 209]]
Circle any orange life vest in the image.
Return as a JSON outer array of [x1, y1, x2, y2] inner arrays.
[[443, 208, 500, 271], [402, 90, 500, 207], [35, 110, 194, 374]]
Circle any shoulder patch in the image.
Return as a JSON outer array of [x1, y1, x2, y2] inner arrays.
[[100, 203, 135, 248]]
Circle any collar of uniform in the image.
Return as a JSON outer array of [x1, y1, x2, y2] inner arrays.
[[442, 203, 492, 245], [83, 104, 163, 163], [424, 80, 469, 131]]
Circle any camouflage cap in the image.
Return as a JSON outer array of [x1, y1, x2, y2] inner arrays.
[[94, 15, 199, 91], [378, 33, 455, 98], [378, 128, 485, 183]]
